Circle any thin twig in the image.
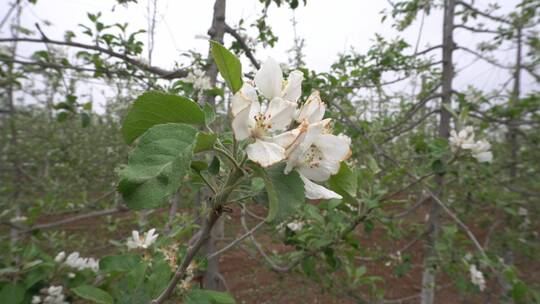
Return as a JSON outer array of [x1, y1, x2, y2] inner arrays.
[[207, 218, 265, 260], [0, 37, 189, 79], [224, 23, 260, 69]]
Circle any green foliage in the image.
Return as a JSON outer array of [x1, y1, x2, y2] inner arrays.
[[185, 289, 236, 304], [194, 132, 217, 153], [210, 41, 243, 94], [118, 123, 198, 209], [258, 163, 305, 222], [99, 254, 140, 272], [0, 283, 25, 304], [329, 162, 358, 203], [121, 91, 205, 144], [72, 285, 114, 304]]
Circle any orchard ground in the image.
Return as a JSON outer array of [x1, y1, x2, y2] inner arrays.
[[14, 198, 539, 304]]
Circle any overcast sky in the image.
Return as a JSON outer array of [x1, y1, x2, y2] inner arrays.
[[1, 0, 537, 111]]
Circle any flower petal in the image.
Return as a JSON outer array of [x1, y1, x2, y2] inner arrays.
[[266, 97, 297, 132], [296, 91, 325, 123], [299, 174, 342, 200], [246, 139, 286, 167], [314, 134, 351, 162], [284, 119, 330, 174], [232, 102, 258, 140], [255, 57, 283, 100], [231, 83, 258, 116], [298, 158, 340, 182], [132, 230, 140, 242], [271, 128, 301, 149], [474, 151, 493, 163], [282, 70, 304, 102]]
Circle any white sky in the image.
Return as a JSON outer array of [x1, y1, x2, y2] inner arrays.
[[1, 0, 537, 112]]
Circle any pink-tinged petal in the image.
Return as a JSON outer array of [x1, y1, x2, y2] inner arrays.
[[296, 91, 325, 123], [255, 57, 283, 100], [246, 139, 286, 167], [282, 70, 304, 102], [299, 174, 342, 200], [231, 83, 258, 116]]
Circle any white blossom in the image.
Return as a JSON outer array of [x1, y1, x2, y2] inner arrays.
[[295, 91, 326, 124], [38, 285, 69, 304], [469, 264, 486, 291], [10, 216, 28, 223], [450, 126, 493, 163], [183, 68, 212, 91], [127, 228, 159, 250], [465, 139, 493, 163], [54, 251, 66, 263], [231, 58, 304, 167], [286, 220, 304, 232], [449, 126, 475, 151], [64, 252, 99, 272], [283, 118, 351, 200]]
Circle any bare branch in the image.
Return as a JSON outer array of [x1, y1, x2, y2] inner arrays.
[[457, 46, 512, 69], [224, 23, 260, 69], [0, 37, 189, 79], [208, 216, 265, 260], [456, 1, 512, 25], [26, 206, 129, 232], [454, 24, 502, 35]]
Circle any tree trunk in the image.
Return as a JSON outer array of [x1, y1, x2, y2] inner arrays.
[[198, 0, 227, 291], [420, 0, 455, 303], [7, 4, 22, 248]]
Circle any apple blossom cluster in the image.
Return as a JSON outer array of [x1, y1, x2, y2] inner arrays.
[[231, 58, 351, 199], [286, 220, 304, 232], [449, 126, 493, 163], [126, 228, 159, 249], [179, 261, 198, 292], [31, 285, 69, 304], [469, 264, 486, 291], [183, 68, 213, 91], [55, 251, 99, 272]]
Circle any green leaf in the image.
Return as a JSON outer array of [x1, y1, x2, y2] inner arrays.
[[99, 254, 140, 272], [203, 103, 216, 124], [0, 283, 25, 304], [72, 285, 113, 304], [185, 289, 235, 304], [191, 161, 209, 172], [208, 156, 220, 175], [431, 159, 446, 174], [329, 162, 357, 203], [210, 41, 243, 94], [57, 111, 69, 122], [81, 112, 91, 127], [118, 123, 198, 209], [194, 132, 217, 153], [122, 91, 205, 144], [258, 163, 305, 223]]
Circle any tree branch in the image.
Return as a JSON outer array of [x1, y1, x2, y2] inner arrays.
[[224, 23, 260, 69], [456, 1, 512, 24], [0, 37, 189, 79]]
